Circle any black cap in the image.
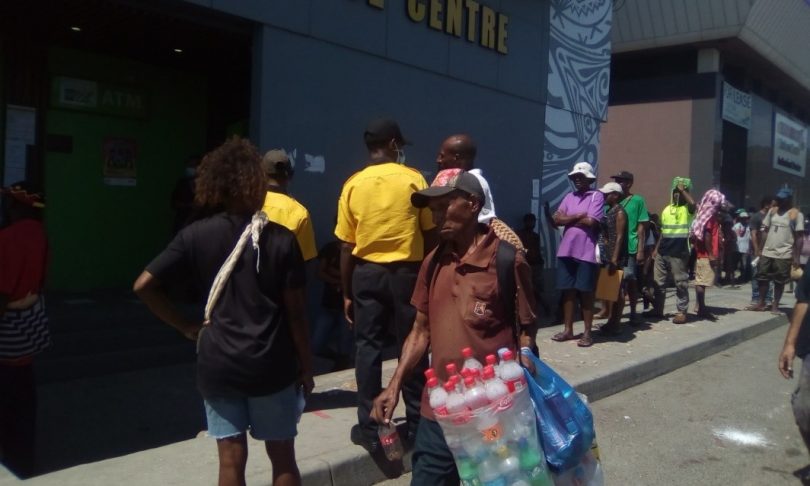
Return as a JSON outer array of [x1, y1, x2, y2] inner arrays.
[[611, 170, 634, 181], [411, 169, 485, 208], [363, 118, 411, 146]]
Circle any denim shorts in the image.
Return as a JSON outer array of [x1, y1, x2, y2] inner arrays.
[[204, 383, 300, 441], [556, 257, 598, 292]]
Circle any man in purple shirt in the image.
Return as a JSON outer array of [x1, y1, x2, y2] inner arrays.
[[551, 162, 604, 347]]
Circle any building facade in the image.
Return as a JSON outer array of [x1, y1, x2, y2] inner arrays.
[[0, 0, 611, 291], [599, 0, 810, 215]]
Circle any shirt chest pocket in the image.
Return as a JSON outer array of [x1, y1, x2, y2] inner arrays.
[[461, 275, 504, 336]]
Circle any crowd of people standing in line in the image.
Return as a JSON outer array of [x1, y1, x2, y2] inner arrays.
[[2, 114, 808, 484]]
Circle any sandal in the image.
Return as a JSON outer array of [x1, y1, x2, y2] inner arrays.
[[577, 335, 593, 347], [551, 332, 579, 342], [745, 304, 766, 311]]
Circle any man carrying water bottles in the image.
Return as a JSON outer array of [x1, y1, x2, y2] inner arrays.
[[371, 168, 538, 484]]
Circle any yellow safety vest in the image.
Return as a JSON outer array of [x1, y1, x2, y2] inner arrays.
[[660, 205, 693, 239]]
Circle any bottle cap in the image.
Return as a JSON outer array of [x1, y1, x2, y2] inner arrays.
[[464, 375, 475, 387], [449, 375, 459, 385], [502, 349, 515, 361], [461, 368, 471, 378], [446, 363, 458, 375], [462, 347, 473, 358], [424, 368, 435, 380], [482, 365, 495, 380], [443, 381, 455, 392], [485, 354, 497, 365], [427, 377, 438, 388]]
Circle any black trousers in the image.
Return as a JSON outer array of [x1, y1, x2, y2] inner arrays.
[[0, 362, 36, 478], [353, 260, 427, 438], [411, 418, 458, 485]]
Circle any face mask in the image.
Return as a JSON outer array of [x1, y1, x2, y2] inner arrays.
[[395, 145, 407, 164]]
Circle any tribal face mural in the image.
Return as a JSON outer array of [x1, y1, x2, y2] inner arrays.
[[541, 0, 612, 266]]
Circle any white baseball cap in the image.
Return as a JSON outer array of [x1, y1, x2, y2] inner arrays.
[[568, 162, 596, 180], [598, 182, 624, 195]]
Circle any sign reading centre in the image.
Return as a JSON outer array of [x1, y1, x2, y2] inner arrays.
[[773, 112, 807, 177], [366, 0, 509, 54]]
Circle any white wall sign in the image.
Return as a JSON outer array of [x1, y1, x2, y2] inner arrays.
[[773, 112, 807, 177], [3, 105, 37, 185], [722, 82, 751, 130]]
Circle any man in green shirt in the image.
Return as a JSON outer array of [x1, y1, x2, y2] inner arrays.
[[612, 171, 649, 324]]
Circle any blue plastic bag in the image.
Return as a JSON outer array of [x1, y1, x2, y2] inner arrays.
[[522, 350, 595, 472]]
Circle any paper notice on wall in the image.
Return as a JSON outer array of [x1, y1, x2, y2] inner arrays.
[[304, 153, 325, 173], [532, 179, 540, 198], [4, 105, 37, 186]]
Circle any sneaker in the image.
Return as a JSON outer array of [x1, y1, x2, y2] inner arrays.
[[672, 313, 687, 324], [350, 424, 380, 454]]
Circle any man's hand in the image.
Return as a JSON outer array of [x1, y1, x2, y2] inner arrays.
[[182, 324, 203, 342], [371, 386, 400, 425], [608, 261, 618, 275], [636, 250, 645, 263], [519, 353, 536, 375], [299, 370, 315, 396], [343, 297, 354, 328], [779, 344, 796, 379]]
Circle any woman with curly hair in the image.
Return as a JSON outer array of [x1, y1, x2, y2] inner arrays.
[[134, 136, 313, 486]]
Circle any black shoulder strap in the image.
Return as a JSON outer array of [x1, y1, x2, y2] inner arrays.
[[496, 240, 518, 349], [426, 242, 446, 292]]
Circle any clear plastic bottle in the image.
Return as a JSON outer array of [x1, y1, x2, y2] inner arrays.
[[499, 350, 527, 393], [458, 458, 483, 486], [486, 354, 499, 377], [462, 346, 484, 374], [498, 446, 522, 482], [482, 365, 509, 404], [464, 375, 490, 410], [518, 439, 554, 486], [446, 362, 464, 390], [377, 423, 403, 461], [478, 457, 507, 486], [445, 381, 469, 415], [427, 377, 448, 416]]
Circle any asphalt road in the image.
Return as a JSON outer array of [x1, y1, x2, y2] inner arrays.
[[376, 325, 810, 485]]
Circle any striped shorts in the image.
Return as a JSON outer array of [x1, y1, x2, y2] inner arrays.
[[0, 297, 50, 359]]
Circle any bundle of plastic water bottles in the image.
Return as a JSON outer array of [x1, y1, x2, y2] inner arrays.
[[428, 347, 555, 486]]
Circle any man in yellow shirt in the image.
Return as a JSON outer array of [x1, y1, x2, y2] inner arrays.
[[335, 118, 436, 452], [261, 149, 317, 261]]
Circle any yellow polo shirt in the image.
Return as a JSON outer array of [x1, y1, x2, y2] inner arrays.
[[335, 162, 435, 263], [262, 190, 317, 261]]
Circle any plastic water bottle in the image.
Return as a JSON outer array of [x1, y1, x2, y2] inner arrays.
[[446, 381, 470, 415], [428, 377, 448, 416], [458, 458, 483, 486], [464, 375, 490, 410], [498, 447, 522, 482], [486, 354, 499, 376], [482, 365, 509, 403], [462, 346, 484, 374], [424, 368, 436, 381], [519, 440, 553, 486], [478, 457, 507, 486], [446, 362, 464, 390], [377, 423, 403, 461], [500, 350, 527, 393]]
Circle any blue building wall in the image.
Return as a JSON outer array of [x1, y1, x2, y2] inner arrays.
[[185, 0, 611, 258]]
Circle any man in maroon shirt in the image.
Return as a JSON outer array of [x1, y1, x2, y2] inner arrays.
[[370, 169, 538, 484]]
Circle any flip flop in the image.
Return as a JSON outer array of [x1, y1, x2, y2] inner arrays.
[[745, 304, 766, 311], [551, 332, 579, 342], [577, 336, 593, 347]]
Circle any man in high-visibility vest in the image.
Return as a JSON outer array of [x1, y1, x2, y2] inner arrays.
[[646, 177, 696, 324]]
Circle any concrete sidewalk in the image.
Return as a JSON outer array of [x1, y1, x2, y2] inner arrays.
[[1, 285, 794, 485]]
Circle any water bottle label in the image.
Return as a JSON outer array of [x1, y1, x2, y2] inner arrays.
[[480, 422, 503, 443], [493, 395, 513, 412]]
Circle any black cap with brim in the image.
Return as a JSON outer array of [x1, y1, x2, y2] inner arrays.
[[411, 186, 458, 208], [364, 118, 411, 146]]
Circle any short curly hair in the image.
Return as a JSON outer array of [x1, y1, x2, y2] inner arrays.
[[194, 136, 266, 213]]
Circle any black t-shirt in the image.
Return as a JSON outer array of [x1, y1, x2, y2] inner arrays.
[[147, 213, 305, 398], [795, 263, 810, 359]]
